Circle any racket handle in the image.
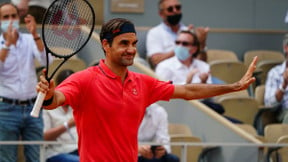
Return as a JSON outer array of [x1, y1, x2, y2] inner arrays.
[[30, 92, 46, 118]]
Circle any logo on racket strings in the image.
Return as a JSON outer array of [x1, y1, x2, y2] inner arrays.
[[51, 10, 88, 40]]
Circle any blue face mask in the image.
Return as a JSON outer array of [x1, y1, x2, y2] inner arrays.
[[1, 20, 19, 32], [174, 45, 191, 61]]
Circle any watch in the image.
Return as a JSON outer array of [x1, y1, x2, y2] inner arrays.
[[279, 85, 286, 93], [2, 44, 10, 50]]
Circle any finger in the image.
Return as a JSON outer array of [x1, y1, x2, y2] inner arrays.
[[246, 56, 258, 75], [42, 68, 47, 76], [49, 79, 55, 89], [39, 75, 49, 85]]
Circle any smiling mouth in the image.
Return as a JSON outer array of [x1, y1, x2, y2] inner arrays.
[[124, 54, 134, 58]]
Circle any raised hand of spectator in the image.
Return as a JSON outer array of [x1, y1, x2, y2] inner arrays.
[[199, 72, 209, 83], [5, 21, 17, 45], [24, 14, 37, 36], [195, 26, 209, 50]]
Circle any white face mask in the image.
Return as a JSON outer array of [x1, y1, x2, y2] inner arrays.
[[1, 20, 19, 32]]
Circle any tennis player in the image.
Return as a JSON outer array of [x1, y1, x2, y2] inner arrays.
[[37, 18, 257, 162]]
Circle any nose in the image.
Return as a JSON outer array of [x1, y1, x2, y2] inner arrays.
[[127, 45, 136, 54]]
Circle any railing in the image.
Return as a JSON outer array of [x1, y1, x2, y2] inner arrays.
[[1, 141, 288, 162]]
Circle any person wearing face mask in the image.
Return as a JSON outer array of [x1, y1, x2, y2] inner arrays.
[[146, 0, 209, 69], [0, 2, 52, 162], [155, 30, 209, 85], [265, 34, 288, 124], [155, 30, 242, 124]]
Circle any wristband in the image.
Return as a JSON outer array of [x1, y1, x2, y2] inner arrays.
[[279, 85, 286, 93], [2, 44, 10, 50], [34, 37, 41, 41], [42, 96, 54, 106]]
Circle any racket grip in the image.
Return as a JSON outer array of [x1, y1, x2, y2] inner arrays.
[[30, 92, 46, 118]]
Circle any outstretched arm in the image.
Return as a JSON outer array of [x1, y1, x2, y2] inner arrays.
[[171, 56, 258, 99]]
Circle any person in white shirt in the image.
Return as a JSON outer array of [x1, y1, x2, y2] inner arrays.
[[265, 34, 288, 123], [0, 2, 51, 161], [43, 69, 79, 162], [138, 103, 179, 162], [155, 30, 209, 85], [146, 0, 208, 69], [155, 30, 242, 123]]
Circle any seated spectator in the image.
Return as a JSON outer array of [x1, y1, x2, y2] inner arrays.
[[43, 69, 79, 162], [155, 30, 241, 123], [265, 34, 288, 123], [146, 0, 208, 69], [138, 103, 179, 162]]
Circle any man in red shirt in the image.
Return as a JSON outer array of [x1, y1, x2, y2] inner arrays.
[[37, 18, 258, 162]]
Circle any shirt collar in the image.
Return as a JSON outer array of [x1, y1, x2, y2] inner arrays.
[[98, 59, 133, 82], [98, 59, 118, 79], [160, 22, 186, 34]]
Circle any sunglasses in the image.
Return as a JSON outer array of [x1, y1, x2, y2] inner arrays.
[[175, 40, 193, 46], [166, 5, 181, 13]]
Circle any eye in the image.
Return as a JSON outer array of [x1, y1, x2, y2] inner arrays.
[[120, 40, 129, 46], [11, 14, 17, 18]]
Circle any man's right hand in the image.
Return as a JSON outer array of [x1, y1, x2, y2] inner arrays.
[[36, 69, 55, 100]]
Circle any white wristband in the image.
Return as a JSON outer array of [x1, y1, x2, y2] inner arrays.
[[2, 44, 10, 50], [63, 121, 69, 130], [279, 85, 286, 93]]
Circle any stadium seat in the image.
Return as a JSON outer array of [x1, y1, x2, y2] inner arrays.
[[206, 49, 239, 64]]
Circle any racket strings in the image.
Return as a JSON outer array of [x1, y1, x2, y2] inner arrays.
[[43, 0, 94, 57]]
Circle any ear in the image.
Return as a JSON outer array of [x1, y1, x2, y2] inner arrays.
[[159, 10, 165, 19], [190, 46, 198, 56], [102, 39, 110, 53]]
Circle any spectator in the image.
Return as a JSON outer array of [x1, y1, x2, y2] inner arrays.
[[36, 18, 257, 161], [11, 0, 53, 23], [155, 30, 210, 85], [138, 103, 179, 162], [155, 30, 241, 123], [0, 2, 51, 162], [265, 34, 288, 123], [43, 69, 79, 162], [146, 0, 208, 69]]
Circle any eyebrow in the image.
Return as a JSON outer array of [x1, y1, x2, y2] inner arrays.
[[119, 39, 138, 44], [2, 13, 17, 18]]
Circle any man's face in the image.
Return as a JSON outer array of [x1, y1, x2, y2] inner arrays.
[[0, 4, 19, 22], [160, 0, 182, 19], [105, 33, 138, 67], [175, 33, 197, 56]]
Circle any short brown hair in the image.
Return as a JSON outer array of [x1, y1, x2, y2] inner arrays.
[[0, 2, 19, 17], [178, 30, 200, 56]]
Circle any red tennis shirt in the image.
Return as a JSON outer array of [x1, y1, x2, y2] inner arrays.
[[56, 59, 174, 162]]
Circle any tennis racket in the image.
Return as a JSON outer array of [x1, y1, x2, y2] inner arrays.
[[30, 0, 95, 117]]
